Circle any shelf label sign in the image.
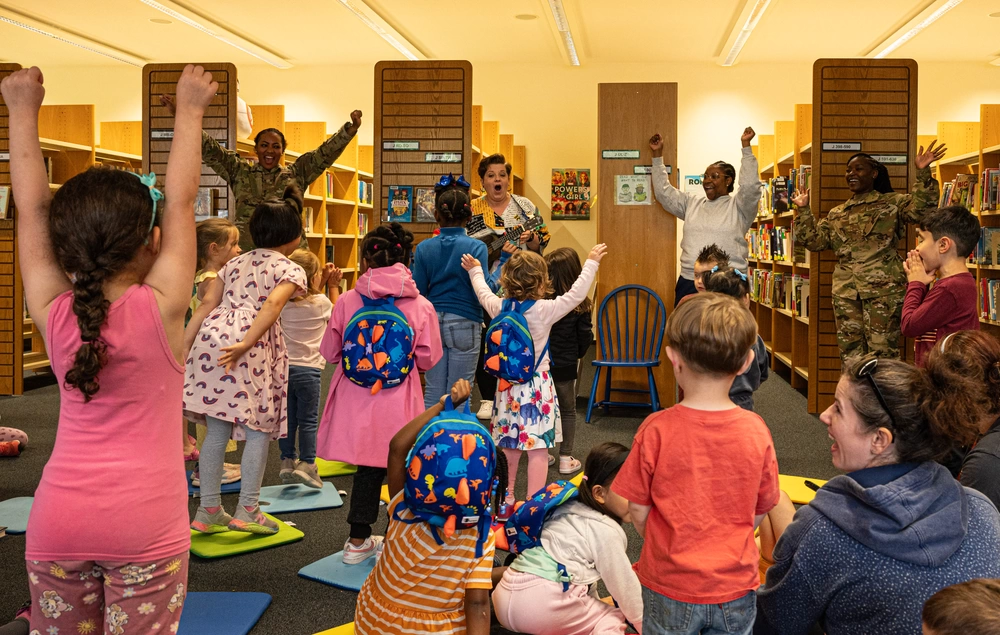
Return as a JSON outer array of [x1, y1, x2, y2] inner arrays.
[[425, 152, 461, 163], [151, 130, 174, 140], [869, 154, 907, 165], [634, 165, 669, 174], [0, 152, 8, 161], [384, 141, 419, 150], [821, 142, 861, 152], [603, 149, 640, 159]]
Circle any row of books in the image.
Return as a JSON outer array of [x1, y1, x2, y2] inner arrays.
[[748, 269, 811, 318], [358, 211, 370, 236], [969, 227, 1000, 265], [978, 169, 1000, 212], [941, 173, 978, 209], [980, 279, 1000, 322], [755, 166, 811, 219], [748, 224, 792, 262], [358, 180, 373, 205], [790, 274, 810, 319]]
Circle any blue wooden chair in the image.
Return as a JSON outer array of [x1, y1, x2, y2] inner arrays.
[[586, 285, 667, 423]]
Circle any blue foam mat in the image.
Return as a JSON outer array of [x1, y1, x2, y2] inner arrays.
[[177, 592, 271, 635], [0, 497, 33, 534], [187, 471, 241, 497], [258, 481, 343, 514], [298, 551, 376, 591]]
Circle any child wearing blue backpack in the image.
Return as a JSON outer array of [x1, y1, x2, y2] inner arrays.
[[493, 442, 644, 634], [354, 378, 507, 635], [318, 223, 442, 564], [461, 243, 607, 515]]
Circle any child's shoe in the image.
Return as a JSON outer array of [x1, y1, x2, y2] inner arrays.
[[548, 454, 555, 467], [228, 505, 278, 535], [0, 440, 21, 457], [559, 455, 582, 475], [191, 464, 241, 487], [292, 461, 323, 489], [342, 536, 384, 564], [279, 458, 297, 484], [191, 506, 233, 533], [476, 400, 493, 421]]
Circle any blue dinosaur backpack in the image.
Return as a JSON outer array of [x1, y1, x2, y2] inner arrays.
[[394, 397, 498, 557], [484, 299, 548, 387], [504, 480, 579, 589], [342, 296, 414, 395]]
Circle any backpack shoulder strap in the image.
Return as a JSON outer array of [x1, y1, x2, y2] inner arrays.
[[517, 299, 536, 314]]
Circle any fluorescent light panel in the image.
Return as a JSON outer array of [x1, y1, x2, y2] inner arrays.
[[721, 0, 772, 67], [337, 0, 421, 61], [139, 0, 292, 69], [547, 0, 579, 66], [872, 0, 963, 59], [0, 10, 146, 66]]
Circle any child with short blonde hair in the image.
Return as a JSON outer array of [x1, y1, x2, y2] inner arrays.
[[278, 249, 340, 488], [612, 293, 780, 635], [462, 243, 607, 516]]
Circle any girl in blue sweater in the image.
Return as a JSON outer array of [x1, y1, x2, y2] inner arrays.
[[412, 183, 489, 408]]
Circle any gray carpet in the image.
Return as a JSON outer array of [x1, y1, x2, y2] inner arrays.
[[0, 359, 838, 634]]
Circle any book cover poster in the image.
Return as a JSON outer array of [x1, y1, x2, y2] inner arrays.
[[684, 175, 703, 192], [415, 187, 436, 222], [615, 175, 651, 206], [552, 169, 591, 220], [194, 188, 213, 221], [388, 185, 413, 223]]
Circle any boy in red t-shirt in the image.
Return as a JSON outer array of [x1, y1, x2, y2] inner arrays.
[[612, 293, 780, 635], [901, 205, 980, 367]]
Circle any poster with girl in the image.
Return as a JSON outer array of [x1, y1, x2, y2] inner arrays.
[[551, 168, 591, 220]]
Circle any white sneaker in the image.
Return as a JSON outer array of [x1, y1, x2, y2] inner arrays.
[[548, 454, 556, 467], [476, 400, 493, 421], [559, 456, 582, 475], [343, 536, 384, 565]]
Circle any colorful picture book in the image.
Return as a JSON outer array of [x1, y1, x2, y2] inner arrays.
[[551, 168, 591, 220], [414, 187, 436, 222], [388, 185, 413, 223]]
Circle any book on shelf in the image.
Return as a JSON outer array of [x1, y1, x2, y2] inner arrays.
[[942, 173, 977, 208], [791, 274, 810, 318], [327, 172, 336, 199], [0, 186, 9, 220], [771, 176, 789, 214], [981, 278, 1000, 321], [414, 187, 435, 222], [358, 180, 373, 205], [304, 206, 314, 231], [358, 211, 369, 236], [969, 227, 1000, 265], [388, 185, 413, 223], [325, 244, 334, 264]]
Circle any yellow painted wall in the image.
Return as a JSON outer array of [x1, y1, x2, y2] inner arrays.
[[36, 61, 1000, 258]]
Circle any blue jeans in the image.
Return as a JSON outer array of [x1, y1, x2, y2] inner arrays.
[[642, 587, 756, 635], [424, 312, 482, 408], [279, 365, 321, 464]]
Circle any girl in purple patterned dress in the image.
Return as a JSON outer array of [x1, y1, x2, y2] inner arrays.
[[184, 186, 308, 535]]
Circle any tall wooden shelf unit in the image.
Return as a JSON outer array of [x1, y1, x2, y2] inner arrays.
[[0, 64, 21, 395], [748, 105, 813, 398]]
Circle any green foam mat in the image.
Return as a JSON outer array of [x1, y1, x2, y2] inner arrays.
[[316, 459, 357, 477], [190, 513, 303, 559]]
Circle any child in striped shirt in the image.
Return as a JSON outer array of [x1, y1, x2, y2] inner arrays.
[[354, 378, 505, 635]]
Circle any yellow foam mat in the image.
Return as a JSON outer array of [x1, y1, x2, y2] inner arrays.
[[316, 459, 357, 478], [779, 474, 827, 505], [380, 484, 390, 504], [314, 623, 354, 635]]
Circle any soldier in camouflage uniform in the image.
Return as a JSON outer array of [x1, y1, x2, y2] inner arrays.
[[162, 95, 361, 251], [792, 143, 946, 361]]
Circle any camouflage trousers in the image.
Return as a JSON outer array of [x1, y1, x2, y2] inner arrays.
[[832, 292, 904, 361]]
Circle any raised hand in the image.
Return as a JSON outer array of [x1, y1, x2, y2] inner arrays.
[[742, 126, 756, 147], [791, 188, 809, 208], [160, 94, 177, 117], [915, 140, 947, 169], [649, 133, 664, 157], [444, 378, 471, 406], [0, 66, 45, 115], [348, 110, 363, 134], [588, 243, 608, 263], [903, 250, 935, 285], [174, 65, 217, 114], [461, 254, 481, 271]]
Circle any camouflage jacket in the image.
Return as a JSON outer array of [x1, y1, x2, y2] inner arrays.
[[202, 122, 355, 250], [794, 167, 938, 300]]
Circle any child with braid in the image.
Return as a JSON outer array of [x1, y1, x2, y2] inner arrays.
[[5, 64, 217, 634]]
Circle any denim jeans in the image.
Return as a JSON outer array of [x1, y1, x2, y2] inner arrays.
[[642, 587, 756, 635], [424, 312, 482, 408], [279, 365, 322, 464]]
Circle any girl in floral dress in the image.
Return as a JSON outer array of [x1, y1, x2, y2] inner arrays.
[[185, 186, 307, 535], [462, 244, 606, 515]]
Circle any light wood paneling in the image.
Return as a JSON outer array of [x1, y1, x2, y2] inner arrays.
[[99, 122, 142, 155], [0, 64, 22, 395]]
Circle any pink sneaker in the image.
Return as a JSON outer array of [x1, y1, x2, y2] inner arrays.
[[342, 536, 384, 564]]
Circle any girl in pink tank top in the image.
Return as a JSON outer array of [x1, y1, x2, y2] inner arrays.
[[3, 65, 218, 635]]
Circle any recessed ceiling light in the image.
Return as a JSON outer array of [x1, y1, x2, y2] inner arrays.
[[515, 14, 537, 20], [150, 18, 172, 24]]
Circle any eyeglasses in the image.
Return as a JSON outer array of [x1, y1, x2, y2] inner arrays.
[[855, 357, 898, 431]]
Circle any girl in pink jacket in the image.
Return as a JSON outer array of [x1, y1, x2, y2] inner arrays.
[[317, 223, 442, 564]]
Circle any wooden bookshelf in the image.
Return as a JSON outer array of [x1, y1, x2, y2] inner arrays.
[[0, 64, 21, 395], [747, 107, 813, 396]]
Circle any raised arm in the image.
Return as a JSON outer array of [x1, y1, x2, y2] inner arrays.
[[291, 111, 361, 187], [147, 66, 217, 352], [1, 67, 71, 336], [649, 132, 690, 219], [463, 254, 503, 318], [899, 141, 946, 225], [735, 127, 763, 227], [537, 245, 606, 323], [161, 93, 244, 187]]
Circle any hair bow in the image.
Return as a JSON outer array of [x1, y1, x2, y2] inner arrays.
[[131, 171, 164, 244], [436, 173, 470, 189], [733, 268, 748, 282]]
